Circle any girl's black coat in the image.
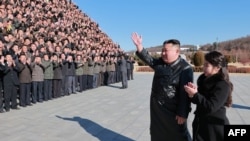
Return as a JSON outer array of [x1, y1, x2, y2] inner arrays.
[[191, 73, 230, 141]]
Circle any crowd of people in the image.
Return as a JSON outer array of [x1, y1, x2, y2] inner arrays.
[[0, 0, 135, 113], [0, 0, 235, 141]]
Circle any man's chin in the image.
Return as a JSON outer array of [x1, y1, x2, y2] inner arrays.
[[163, 59, 170, 64]]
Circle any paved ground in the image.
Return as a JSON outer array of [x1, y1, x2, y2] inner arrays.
[[0, 72, 250, 141]]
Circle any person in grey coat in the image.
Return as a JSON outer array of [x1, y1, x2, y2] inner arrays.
[[65, 54, 76, 95], [42, 54, 54, 101], [129, 56, 135, 80], [118, 55, 128, 89], [75, 55, 84, 92], [126, 57, 132, 80], [31, 55, 45, 103], [93, 56, 100, 88]]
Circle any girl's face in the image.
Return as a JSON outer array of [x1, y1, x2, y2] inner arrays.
[[203, 60, 220, 77]]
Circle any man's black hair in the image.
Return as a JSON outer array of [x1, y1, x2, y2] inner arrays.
[[163, 39, 180, 46]]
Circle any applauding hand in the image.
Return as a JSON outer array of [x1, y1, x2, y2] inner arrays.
[[184, 82, 198, 98]]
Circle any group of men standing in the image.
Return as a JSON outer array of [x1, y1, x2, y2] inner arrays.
[[0, 50, 135, 113]]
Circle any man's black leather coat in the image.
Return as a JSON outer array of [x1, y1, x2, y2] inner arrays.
[[137, 49, 193, 117], [137, 49, 193, 141]]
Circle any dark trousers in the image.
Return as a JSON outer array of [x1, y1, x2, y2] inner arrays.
[[112, 71, 116, 83], [62, 76, 69, 95], [82, 75, 88, 91], [0, 82, 4, 111], [32, 81, 43, 103], [93, 73, 99, 88], [4, 85, 18, 110], [44, 79, 53, 101], [62, 76, 68, 96], [87, 75, 93, 89], [131, 69, 134, 80], [116, 71, 121, 82], [121, 71, 128, 88], [53, 79, 62, 98], [115, 71, 118, 83], [100, 72, 104, 86], [67, 75, 76, 94], [127, 69, 132, 80], [19, 83, 31, 106], [103, 72, 108, 85], [107, 71, 114, 84], [98, 73, 102, 87], [76, 75, 83, 92]]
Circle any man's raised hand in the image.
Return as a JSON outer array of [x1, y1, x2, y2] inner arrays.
[[131, 32, 143, 52]]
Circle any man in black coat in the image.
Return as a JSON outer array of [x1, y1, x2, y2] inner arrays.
[[0, 55, 5, 113], [132, 32, 193, 141], [1, 54, 20, 112]]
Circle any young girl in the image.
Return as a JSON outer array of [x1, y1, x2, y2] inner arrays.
[[184, 51, 233, 141]]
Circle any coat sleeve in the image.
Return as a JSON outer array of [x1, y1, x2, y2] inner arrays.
[[177, 66, 193, 118], [136, 49, 157, 69], [191, 81, 230, 114], [17, 62, 25, 72]]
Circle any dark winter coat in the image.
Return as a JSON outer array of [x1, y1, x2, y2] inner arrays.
[[136, 49, 193, 141], [53, 62, 63, 80], [191, 73, 230, 141], [2, 62, 20, 86], [17, 62, 32, 83], [65, 61, 76, 76]]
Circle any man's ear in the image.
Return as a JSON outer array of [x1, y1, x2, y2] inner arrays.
[[176, 48, 180, 54]]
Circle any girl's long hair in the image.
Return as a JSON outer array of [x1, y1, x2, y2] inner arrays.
[[205, 51, 233, 107]]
